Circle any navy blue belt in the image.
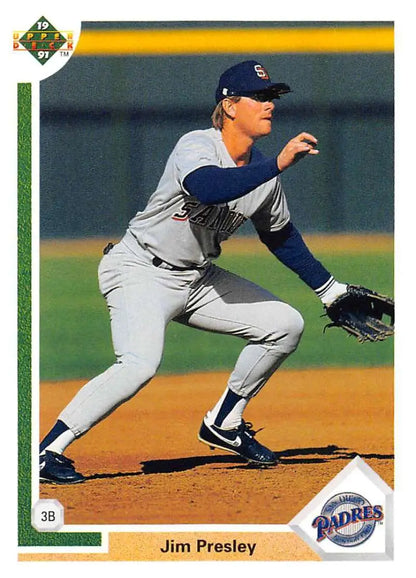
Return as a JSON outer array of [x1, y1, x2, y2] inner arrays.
[[152, 256, 196, 271], [103, 242, 203, 272], [152, 256, 207, 272]]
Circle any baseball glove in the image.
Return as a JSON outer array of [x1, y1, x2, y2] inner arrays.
[[324, 284, 394, 343]]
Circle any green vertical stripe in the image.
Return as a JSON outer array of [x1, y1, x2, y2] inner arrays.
[[17, 83, 32, 545], [17, 83, 101, 547]]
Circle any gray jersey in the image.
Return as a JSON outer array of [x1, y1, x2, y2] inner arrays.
[[126, 127, 290, 268]]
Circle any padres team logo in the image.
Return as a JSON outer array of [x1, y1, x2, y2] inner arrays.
[[13, 16, 73, 65], [311, 492, 384, 547]]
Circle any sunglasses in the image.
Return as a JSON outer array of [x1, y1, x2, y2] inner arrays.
[[247, 93, 274, 103], [242, 84, 291, 102]]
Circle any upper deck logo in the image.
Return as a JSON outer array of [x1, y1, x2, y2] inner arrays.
[[312, 492, 384, 547], [13, 16, 73, 65]]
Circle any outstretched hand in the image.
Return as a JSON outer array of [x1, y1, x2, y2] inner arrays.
[[277, 132, 319, 172]]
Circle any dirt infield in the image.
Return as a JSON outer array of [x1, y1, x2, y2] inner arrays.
[[39, 366, 393, 526]]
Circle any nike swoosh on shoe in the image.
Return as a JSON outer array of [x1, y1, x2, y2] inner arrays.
[[209, 424, 242, 447]]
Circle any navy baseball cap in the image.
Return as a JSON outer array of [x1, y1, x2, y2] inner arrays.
[[215, 60, 291, 103]]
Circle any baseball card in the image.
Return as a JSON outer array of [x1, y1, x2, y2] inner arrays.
[[5, 1, 411, 574]]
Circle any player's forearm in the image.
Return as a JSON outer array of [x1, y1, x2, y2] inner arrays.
[[257, 222, 333, 291], [183, 159, 280, 205]]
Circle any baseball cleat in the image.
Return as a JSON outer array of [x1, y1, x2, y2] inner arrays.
[[39, 450, 85, 484], [198, 418, 278, 466]]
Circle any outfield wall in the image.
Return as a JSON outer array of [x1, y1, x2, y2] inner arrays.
[[40, 22, 394, 238]]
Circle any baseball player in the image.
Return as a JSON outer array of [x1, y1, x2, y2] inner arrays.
[[40, 60, 348, 483]]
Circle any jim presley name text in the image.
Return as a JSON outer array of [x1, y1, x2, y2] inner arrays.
[[160, 538, 257, 557]]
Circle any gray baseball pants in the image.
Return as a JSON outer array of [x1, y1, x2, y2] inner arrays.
[[60, 235, 304, 437]]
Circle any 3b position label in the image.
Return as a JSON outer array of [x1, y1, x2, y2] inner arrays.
[[31, 499, 64, 532]]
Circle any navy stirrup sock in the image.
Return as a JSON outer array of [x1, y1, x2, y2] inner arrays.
[[40, 420, 71, 453]]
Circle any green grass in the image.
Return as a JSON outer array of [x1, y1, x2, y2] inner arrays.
[[40, 249, 394, 381]]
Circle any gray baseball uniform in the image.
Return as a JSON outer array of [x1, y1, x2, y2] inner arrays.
[[59, 127, 304, 437]]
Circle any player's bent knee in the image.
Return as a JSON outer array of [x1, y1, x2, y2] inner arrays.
[[288, 307, 305, 340], [285, 308, 305, 351], [263, 305, 304, 353], [116, 354, 159, 399]]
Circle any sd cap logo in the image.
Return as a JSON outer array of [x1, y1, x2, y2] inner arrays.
[[254, 64, 270, 79]]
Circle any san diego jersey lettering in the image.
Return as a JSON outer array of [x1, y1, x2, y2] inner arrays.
[[172, 200, 247, 238]]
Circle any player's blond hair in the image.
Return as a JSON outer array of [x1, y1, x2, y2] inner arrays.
[[211, 96, 241, 130]]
